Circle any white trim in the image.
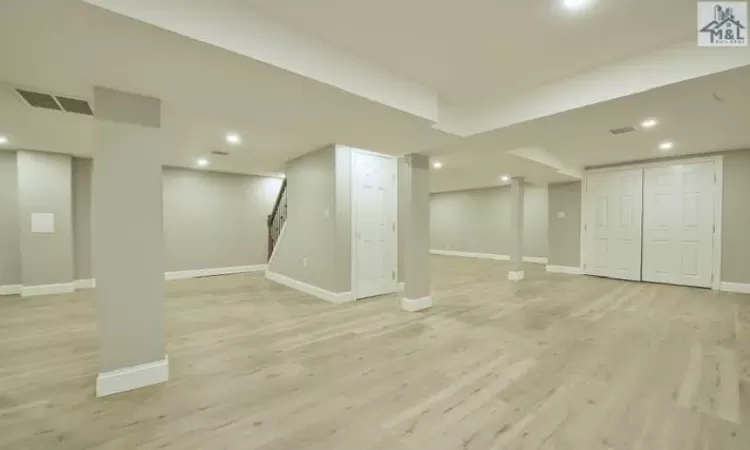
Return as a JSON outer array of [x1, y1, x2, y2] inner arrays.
[[508, 270, 525, 281], [21, 282, 75, 297], [431, 249, 509, 260], [401, 296, 432, 312], [0, 284, 21, 295], [581, 155, 724, 290], [546, 265, 584, 275], [523, 256, 549, 264], [164, 265, 267, 281], [430, 249, 547, 264], [720, 282, 750, 294], [96, 355, 169, 397], [265, 270, 353, 304], [351, 149, 398, 300], [268, 221, 288, 266], [74, 278, 96, 289], [712, 158, 724, 290]]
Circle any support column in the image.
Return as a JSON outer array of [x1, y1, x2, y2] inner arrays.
[[509, 177, 525, 281], [93, 87, 167, 397], [16, 151, 75, 296], [400, 154, 432, 312]]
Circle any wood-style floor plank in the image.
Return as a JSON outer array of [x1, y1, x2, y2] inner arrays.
[[1, 256, 748, 449]]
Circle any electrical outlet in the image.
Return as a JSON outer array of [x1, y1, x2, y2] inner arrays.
[[302, 257, 308, 267], [557, 211, 566, 219], [323, 207, 330, 218]]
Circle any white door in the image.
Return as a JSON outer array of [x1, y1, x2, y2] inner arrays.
[[642, 162, 715, 288], [353, 150, 397, 299], [585, 169, 643, 281]]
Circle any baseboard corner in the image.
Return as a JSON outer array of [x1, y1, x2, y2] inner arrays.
[[402, 296, 432, 312], [265, 270, 351, 304], [96, 355, 169, 397], [0, 284, 22, 296], [508, 270, 525, 281]]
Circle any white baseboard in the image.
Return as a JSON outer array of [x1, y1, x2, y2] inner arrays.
[[720, 282, 750, 294], [74, 278, 96, 289], [546, 265, 584, 275], [523, 256, 549, 264], [21, 282, 76, 297], [508, 270, 525, 281], [96, 355, 169, 397], [0, 284, 21, 296], [430, 250, 547, 264], [164, 264, 267, 281], [265, 270, 353, 304], [402, 296, 433, 312], [431, 249, 509, 260]]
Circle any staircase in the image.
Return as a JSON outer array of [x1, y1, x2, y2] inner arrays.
[[267, 178, 287, 261]]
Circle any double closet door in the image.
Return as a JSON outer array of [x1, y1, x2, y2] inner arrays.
[[585, 161, 717, 288]]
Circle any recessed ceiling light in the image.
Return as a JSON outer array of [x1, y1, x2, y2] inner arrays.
[[641, 119, 658, 129], [432, 161, 443, 169], [500, 175, 510, 182], [225, 133, 241, 145], [196, 157, 210, 167], [563, 0, 591, 10], [659, 141, 675, 151], [0, 136, 8, 145]]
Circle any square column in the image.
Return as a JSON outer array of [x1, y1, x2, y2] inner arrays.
[[93, 87, 168, 397], [400, 154, 432, 312], [509, 177, 525, 281]]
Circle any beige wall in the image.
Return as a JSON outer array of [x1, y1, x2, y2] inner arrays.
[[430, 184, 548, 258], [17, 151, 74, 286], [1, 151, 282, 288], [72, 158, 93, 280], [268, 145, 351, 293], [162, 167, 282, 272], [547, 181, 581, 267], [0, 151, 20, 286], [721, 151, 750, 284]]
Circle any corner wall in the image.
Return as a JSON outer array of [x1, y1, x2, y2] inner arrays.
[[0, 151, 20, 286], [268, 145, 351, 294], [1, 151, 282, 291], [429, 184, 548, 258]]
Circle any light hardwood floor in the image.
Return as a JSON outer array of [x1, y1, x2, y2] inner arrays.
[[1, 256, 749, 449]]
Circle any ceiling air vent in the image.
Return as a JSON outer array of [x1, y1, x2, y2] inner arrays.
[[211, 150, 230, 156], [15, 88, 94, 115], [56, 96, 93, 115], [16, 89, 62, 110], [609, 126, 636, 136]]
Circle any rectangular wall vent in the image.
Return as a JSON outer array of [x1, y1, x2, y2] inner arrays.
[[211, 150, 230, 156], [56, 96, 93, 115], [17, 89, 62, 110], [16, 88, 93, 115], [609, 126, 636, 135]]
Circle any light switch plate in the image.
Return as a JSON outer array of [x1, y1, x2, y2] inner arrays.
[[557, 211, 566, 219]]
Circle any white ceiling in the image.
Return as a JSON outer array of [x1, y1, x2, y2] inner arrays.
[[0, 0, 748, 193], [240, 0, 696, 106], [429, 65, 750, 192], [0, 0, 456, 175]]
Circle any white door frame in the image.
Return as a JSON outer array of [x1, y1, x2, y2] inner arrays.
[[581, 155, 723, 290], [350, 147, 398, 300]]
